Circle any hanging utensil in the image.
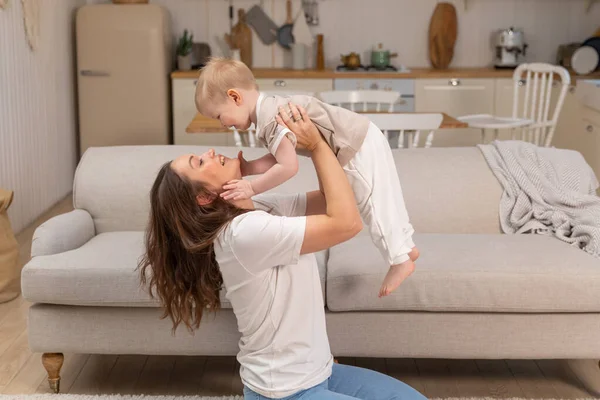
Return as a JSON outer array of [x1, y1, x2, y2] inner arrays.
[[228, 0, 233, 32], [302, 0, 312, 24], [277, 0, 295, 50], [309, 0, 318, 25], [246, 4, 279, 45]]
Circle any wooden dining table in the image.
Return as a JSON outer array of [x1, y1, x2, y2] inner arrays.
[[186, 111, 468, 134]]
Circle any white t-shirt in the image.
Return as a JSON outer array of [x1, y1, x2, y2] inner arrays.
[[215, 193, 333, 399]]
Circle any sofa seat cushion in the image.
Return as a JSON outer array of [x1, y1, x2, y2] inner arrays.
[[22, 232, 327, 307], [326, 233, 600, 313]]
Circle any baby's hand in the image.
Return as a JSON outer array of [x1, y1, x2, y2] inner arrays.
[[221, 179, 255, 201], [237, 151, 250, 177]]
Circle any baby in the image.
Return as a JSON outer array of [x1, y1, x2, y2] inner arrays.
[[195, 57, 418, 297]]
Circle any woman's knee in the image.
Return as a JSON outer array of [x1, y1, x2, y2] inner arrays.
[[243, 386, 264, 400], [329, 363, 427, 400]]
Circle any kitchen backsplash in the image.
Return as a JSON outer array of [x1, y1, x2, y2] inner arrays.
[[92, 0, 599, 69]]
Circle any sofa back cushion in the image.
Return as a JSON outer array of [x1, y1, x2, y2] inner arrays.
[[74, 146, 319, 233], [74, 145, 501, 234], [395, 147, 502, 233]]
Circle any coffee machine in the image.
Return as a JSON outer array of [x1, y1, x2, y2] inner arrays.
[[494, 27, 528, 69]]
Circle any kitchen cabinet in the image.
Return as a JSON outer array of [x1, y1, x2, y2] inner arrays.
[[171, 70, 599, 149], [256, 78, 333, 94], [552, 85, 580, 150], [416, 78, 495, 146], [579, 107, 600, 180], [172, 77, 333, 145], [172, 78, 233, 146], [553, 88, 600, 182], [334, 78, 415, 112]]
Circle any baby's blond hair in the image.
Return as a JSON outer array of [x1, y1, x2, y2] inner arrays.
[[194, 57, 258, 113]]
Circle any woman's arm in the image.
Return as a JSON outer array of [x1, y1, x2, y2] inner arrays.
[[275, 104, 362, 255], [305, 190, 326, 216], [305, 174, 326, 216]]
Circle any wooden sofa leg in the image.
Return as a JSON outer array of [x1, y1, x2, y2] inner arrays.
[[567, 359, 600, 395], [42, 353, 64, 394]]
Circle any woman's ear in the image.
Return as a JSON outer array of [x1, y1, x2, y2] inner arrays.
[[227, 89, 242, 105], [196, 192, 216, 206]]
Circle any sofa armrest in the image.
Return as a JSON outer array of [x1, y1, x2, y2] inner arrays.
[[31, 209, 95, 257]]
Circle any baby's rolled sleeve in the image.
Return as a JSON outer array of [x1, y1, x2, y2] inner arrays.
[[261, 122, 297, 156]]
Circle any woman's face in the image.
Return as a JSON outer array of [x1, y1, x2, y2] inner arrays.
[[171, 149, 241, 193]]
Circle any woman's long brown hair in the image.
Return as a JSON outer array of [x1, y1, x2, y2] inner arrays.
[[138, 162, 247, 334]]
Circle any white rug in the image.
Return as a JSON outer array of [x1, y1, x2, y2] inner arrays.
[[0, 396, 597, 400], [0, 396, 243, 400]]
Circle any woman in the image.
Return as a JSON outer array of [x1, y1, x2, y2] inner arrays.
[[139, 103, 427, 400]]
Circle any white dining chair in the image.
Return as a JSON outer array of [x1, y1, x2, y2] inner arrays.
[[458, 63, 571, 147], [318, 90, 402, 112], [230, 128, 253, 148], [231, 91, 316, 147], [364, 113, 444, 148]]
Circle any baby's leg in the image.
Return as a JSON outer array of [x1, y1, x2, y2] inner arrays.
[[344, 123, 417, 297]]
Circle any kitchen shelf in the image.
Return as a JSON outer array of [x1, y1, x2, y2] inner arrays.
[[464, 0, 596, 12], [171, 68, 600, 80]]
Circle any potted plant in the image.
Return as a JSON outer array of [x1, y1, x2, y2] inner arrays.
[[176, 29, 194, 71]]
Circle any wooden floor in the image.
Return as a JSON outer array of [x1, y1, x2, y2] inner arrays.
[[0, 195, 595, 398]]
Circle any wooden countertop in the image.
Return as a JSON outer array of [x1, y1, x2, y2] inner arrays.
[[186, 111, 467, 134], [172, 67, 600, 80]]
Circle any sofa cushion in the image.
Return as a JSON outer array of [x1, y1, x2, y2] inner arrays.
[[394, 147, 502, 234], [74, 146, 501, 235], [74, 146, 319, 234], [22, 232, 327, 307], [326, 233, 600, 313]]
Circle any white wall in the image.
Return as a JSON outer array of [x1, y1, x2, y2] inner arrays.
[[88, 0, 600, 69], [0, 0, 83, 233]]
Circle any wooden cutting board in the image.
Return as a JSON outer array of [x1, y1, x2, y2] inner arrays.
[[225, 9, 253, 68], [428, 2, 457, 69]]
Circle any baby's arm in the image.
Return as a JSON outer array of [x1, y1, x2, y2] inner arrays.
[[221, 136, 298, 201], [250, 136, 298, 195], [241, 153, 277, 176]]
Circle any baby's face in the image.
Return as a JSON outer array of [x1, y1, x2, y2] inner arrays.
[[204, 95, 252, 131]]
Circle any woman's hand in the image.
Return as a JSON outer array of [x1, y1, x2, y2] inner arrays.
[[275, 103, 324, 152]]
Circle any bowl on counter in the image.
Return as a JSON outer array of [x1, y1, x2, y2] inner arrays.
[[572, 37, 600, 75]]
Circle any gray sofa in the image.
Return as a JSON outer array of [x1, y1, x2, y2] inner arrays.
[[21, 145, 600, 394]]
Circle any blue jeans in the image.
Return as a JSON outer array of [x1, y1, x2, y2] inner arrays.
[[243, 363, 427, 400]]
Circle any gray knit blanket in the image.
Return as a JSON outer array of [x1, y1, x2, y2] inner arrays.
[[478, 140, 600, 258]]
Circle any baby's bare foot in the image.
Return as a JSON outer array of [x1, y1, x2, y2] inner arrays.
[[379, 259, 415, 297], [409, 247, 420, 262]]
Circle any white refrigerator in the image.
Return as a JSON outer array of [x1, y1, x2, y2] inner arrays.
[[76, 4, 172, 155]]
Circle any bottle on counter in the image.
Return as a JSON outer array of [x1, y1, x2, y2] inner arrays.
[[316, 34, 325, 70]]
